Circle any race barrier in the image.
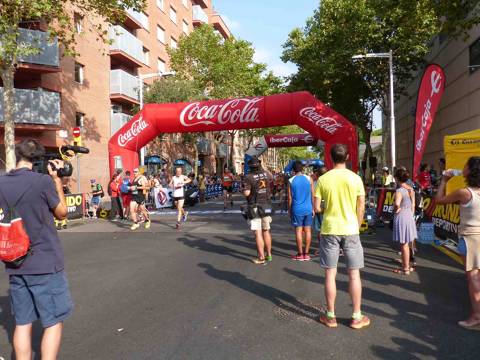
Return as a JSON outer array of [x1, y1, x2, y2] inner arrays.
[[65, 193, 86, 220]]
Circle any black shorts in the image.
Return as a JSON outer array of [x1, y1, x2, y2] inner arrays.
[[132, 195, 146, 205], [224, 186, 233, 193], [173, 196, 184, 202]]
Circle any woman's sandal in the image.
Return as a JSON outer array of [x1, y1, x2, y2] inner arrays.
[[393, 268, 412, 275], [458, 318, 480, 330]]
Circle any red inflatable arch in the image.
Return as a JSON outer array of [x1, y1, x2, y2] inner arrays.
[[108, 91, 358, 174]]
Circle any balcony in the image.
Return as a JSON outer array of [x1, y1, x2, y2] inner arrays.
[[110, 70, 140, 105], [211, 14, 230, 39], [17, 29, 60, 73], [109, 25, 144, 68], [192, 5, 209, 26], [111, 112, 132, 136], [0, 87, 60, 126], [192, 0, 209, 8], [125, 8, 144, 30]]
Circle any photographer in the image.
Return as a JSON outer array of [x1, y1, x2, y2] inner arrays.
[[243, 157, 273, 265], [0, 139, 73, 360]]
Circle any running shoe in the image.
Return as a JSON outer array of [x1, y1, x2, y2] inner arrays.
[[303, 254, 311, 261], [350, 315, 371, 330], [319, 314, 338, 328], [265, 255, 273, 262], [291, 253, 304, 261], [175, 222, 180, 230], [130, 223, 140, 230], [182, 211, 188, 222], [144, 220, 151, 229]]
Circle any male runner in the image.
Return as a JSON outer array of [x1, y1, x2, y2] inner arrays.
[[170, 167, 192, 229], [129, 168, 151, 230], [223, 167, 235, 211]]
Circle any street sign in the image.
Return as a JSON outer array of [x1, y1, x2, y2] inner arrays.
[[72, 127, 81, 137]]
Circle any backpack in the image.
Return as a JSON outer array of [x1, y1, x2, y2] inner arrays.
[[0, 187, 32, 268], [120, 179, 130, 194]]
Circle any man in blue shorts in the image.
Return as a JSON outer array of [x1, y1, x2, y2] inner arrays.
[[0, 139, 73, 359], [288, 161, 315, 261]]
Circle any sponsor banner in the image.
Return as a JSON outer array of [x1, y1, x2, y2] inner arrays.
[[375, 188, 395, 221], [265, 133, 315, 147], [421, 195, 459, 241], [154, 187, 173, 209], [413, 64, 445, 179], [299, 107, 343, 135], [65, 193, 85, 219]]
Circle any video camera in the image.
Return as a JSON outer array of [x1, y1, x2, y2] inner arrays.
[[33, 145, 90, 178]]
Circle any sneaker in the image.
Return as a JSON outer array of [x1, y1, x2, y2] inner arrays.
[[350, 315, 371, 330], [182, 211, 188, 222], [265, 255, 273, 262], [252, 258, 267, 265], [175, 222, 180, 230], [319, 314, 338, 328], [130, 223, 140, 230], [291, 254, 304, 261], [303, 254, 311, 261], [144, 220, 151, 229]]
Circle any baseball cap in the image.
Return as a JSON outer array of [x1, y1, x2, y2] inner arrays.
[[382, 167, 389, 171], [90, 179, 96, 183]]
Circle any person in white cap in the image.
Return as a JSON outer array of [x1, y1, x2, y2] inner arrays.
[[382, 167, 395, 187]]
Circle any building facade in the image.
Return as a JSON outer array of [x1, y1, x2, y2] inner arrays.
[[394, 26, 480, 172], [0, 0, 232, 192]]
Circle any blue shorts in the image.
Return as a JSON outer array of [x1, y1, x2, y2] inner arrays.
[[91, 196, 100, 206], [291, 213, 313, 227], [9, 270, 73, 328]]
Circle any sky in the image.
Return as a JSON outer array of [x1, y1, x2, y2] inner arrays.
[[212, 0, 382, 129]]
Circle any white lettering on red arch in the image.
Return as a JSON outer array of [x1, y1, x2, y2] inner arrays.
[[299, 107, 343, 135], [118, 116, 149, 147]]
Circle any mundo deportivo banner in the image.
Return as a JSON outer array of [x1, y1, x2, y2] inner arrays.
[[413, 64, 445, 180]]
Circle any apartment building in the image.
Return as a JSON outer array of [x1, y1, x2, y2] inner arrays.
[[393, 25, 480, 171], [0, 0, 231, 191]]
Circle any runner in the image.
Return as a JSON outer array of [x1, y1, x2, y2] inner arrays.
[[129, 168, 151, 230], [223, 167, 235, 211], [288, 161, 315, 261], [170, 166, 192, 229]]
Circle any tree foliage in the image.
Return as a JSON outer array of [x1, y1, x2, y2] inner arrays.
[[282, 0, 480, 168], [0, 0, 145, 170]]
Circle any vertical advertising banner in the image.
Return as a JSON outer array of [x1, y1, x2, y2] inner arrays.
[[413, 64, 445, 179]]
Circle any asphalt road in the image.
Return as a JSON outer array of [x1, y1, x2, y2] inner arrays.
[[0, 198, 479, 359]]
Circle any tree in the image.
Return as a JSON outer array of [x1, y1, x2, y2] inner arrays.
[[282, 0, 480, 174], [143, 77, 205, 176], [168, 24, 283, 169], [0, 0, 145, 171]]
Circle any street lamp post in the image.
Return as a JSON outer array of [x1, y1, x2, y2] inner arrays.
[[138, 71, 175, 166], [352, 50, 396, 169]]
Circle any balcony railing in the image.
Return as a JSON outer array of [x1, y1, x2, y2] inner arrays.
[[192, 5, 209, 24], [109, 25, 144, 65], [0, 87, 60, 126], [17, 29, 59, 67], [111, 112, 132, 136], [126, 8, 149, 30], [110, 69, 140, 101]]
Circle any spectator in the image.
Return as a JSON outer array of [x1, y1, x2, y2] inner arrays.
[[198, 172, 206, 202], [243, 157, 273, 265], [392, 168, 417, 275], [288, 161, 315, 261], [417, 163, 432, 191], [436, 157, 480, 330], [109, 172, 124, 221], [90, 179, 103, 218], [382, 167, 395, 187], [121, 171, 132, 221], [0, 139, 73, 359], [314, 144, 370, 330]]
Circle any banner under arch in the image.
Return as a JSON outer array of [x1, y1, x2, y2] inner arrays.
[[108, 91, 358, 175]]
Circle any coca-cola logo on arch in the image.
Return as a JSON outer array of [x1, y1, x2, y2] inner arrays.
[[180, 98, 263, 127], [118, 116, 149, 147], [299, 107, 343, 135]]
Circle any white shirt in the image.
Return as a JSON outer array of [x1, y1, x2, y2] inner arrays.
[[172, 175, 189, 197]]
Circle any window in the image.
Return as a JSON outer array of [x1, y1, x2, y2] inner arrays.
[[74, 13, 83, 34], [182, 20, 189, 34], [157, 25, 165, 44], [74, 62, 84, 84], [75, 112, 85, 127], [156, 0, 164, 11], [470, 37, 480, 73], [142, 47, 150, 66], [169, 7, 177, 24], [170, 37, 177, 49], [182, 0, 189, 8], [157, 58, 166, 73]]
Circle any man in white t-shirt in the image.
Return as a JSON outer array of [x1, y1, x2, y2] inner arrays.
[[169, 167, 191, 229]]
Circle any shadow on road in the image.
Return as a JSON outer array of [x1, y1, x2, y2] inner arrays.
[[178, 234, 253, 262], [198, 263, 323, 321]]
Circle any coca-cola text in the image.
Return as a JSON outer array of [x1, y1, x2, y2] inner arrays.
[[118, 116, 149, 147], [299, 107, 342, 134]]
